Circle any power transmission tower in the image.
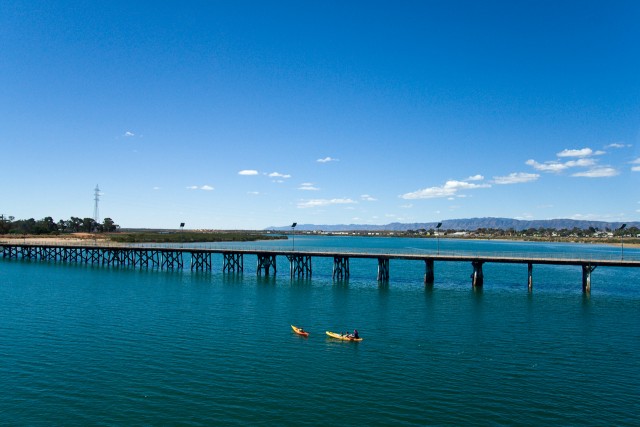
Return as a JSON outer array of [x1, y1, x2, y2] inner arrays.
[[93, 185, 100, 223]]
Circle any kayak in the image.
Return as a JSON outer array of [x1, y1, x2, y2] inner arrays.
[[291, 325, 309, 337], [326, 331, 363, 342]]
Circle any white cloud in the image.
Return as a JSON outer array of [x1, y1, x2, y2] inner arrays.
[[526, 158, 596, 173], [466, 174, 484, 181], [565, 158, 596, 167], [360, 194, 377, 201], [400, 179, 490, 200], [572, 167, 619, 178], [526, 159, 567, 172], [631, 158, 640, 164], [247, 191, 260, 195], [400, 204, 413, 209], [152, 186, 161, 190], [297, 198, 356, 208], [492, 172, 539, 185], [606, 143, 630, 149], [317, 157, 339, 163], [187, 185, 214, 191], [632, 166, 640, 172], [557, 148, 595, 157], [268, 172, 291, 179], [298, 183, 319, 191], [238, 170, 259, 176], [124, 131, 135, 137]]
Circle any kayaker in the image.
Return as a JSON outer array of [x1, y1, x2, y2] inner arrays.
[[353, 329, 359, 339]]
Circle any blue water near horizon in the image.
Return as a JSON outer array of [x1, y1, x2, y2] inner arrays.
[[1, 236, 639, 425]]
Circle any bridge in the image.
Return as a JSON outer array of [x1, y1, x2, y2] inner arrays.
[[1, 242, 638, 293]]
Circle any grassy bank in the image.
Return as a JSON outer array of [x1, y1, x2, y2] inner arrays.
[[107, 231, 286, 244]]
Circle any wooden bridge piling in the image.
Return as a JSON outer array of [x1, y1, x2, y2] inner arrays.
[[191, 251, 212, 271], [256, 253, 276, 276], [377, 258, 389, 281], [161, 251, 183, 269], [223, 252, 243, 273], [333, 256, 349, 280], [288, 255, 312, 278]]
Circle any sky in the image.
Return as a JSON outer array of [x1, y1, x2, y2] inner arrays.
[[1, 1, 639, 229]]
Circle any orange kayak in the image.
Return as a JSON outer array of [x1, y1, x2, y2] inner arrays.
[[291, 325, 309, 337]]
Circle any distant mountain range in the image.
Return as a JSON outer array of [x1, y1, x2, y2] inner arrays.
[[267, 217, 639, 232]]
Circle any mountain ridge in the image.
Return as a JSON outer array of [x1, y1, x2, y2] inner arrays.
[[267, 217, 639, 232]]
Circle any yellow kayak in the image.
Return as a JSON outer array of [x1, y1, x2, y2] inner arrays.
[[291, 325, 309, 337], [326, 331, 363, 342]]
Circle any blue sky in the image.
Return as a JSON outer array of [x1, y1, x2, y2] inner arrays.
[[1, 1, 639, 229]]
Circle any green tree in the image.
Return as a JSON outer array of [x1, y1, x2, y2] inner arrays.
[[68, 217, 83, 232], [82, 218, 96, 233], [0, 215, 11, 234], [102, 217, 117, 232]]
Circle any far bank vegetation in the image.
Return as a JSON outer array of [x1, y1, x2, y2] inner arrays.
[[0, 215, 284, 243]]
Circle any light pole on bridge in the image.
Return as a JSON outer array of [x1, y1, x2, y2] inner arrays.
[[619, 223, 626, 260], [291, 222, 297, 251]]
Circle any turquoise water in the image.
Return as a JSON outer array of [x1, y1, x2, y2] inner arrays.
[[1, 237, 639, 425]]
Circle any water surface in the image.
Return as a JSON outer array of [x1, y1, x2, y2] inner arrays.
[[1, 237, 638, 425]]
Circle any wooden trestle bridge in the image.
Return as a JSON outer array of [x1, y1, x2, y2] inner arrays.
[[1, 242, 638, 293]]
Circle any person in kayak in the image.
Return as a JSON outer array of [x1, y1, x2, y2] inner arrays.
[[353, 329, 359, 339]]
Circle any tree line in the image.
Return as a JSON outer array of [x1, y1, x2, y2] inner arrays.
[[0, 215, 118, 235]]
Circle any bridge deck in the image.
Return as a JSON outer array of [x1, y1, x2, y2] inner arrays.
[[2, 242, 637, 267]]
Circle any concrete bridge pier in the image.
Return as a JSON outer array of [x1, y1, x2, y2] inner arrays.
[[582, 264, 596, 293], [377, 258, 389, 281], [528, 263, 533, 291], [424, 259, 435, 284], [471, 261, 484, 287]]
